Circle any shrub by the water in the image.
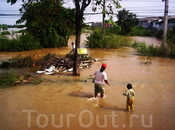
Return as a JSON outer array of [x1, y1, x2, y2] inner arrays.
[[0, 34, 41, 51], [0, 54, 35, 68], [0, 70, 44, 86], [1, 31, 11, 35], [129, 26, 151, 36], [155, 26, 175, 44], [86, 29, 131, 49], [133, 41, 175, 58]]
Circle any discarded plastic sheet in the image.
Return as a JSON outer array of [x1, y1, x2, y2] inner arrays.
[[45, 65, 55, 72], [36, 71, 44, 74], [45, 72, 54, 75], [36, 65, 57, 75]]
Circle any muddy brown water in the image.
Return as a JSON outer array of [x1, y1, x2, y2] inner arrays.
[[0, 35, 175, 130]]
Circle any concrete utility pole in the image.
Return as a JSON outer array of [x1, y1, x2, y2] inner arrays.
[[162, 0, 169, 48], [102, 0, 106, 38]]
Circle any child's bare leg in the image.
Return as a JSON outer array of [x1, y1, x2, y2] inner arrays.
[[130, 99, 134, 110], [95, 92, 98, 98]]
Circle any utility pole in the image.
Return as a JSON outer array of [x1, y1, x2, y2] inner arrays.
[[162, 0, 169, 48], [102, 0, 106, 38]]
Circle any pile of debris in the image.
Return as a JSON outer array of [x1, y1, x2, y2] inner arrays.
[[35, 53, 95, 75]]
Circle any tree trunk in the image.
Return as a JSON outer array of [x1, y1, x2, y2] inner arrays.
[[73, 0, 91, 76], [73, 4, 83, 76]]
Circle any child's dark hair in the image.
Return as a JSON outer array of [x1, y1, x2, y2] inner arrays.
[[127, 83, 132, 89]]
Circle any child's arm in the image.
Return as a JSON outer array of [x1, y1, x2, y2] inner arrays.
[[123, 90, 127, 96], [133, 90, 135, 96], [104, 80, 110, 86]]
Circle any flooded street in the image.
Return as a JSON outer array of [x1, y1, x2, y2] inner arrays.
[[0, 35, 175, 130]]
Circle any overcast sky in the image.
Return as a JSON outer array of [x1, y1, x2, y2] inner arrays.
[[63, 0, 175, 22], [0, 0, 175, 24]]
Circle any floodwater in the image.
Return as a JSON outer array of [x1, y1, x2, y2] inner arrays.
[[0, 35, 175, 130]]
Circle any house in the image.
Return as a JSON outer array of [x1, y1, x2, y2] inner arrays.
[[92, 22, 102, 27], [91, 22, 113, 27], [158, 16, 175, 30], [138, 16, 175, 31], [138, 17, 162, 29]]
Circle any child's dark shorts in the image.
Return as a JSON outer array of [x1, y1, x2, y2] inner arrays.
[[94, 83, 105, 94]]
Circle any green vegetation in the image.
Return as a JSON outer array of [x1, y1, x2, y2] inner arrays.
[[105, 25, 121, 35], [16, 0, 75, 48], [167, 26, 175, 44], [133, 42, 175, 58], [129, 26, 151, 36], [117, 9, 139, 35], [0, 24, 8, 30], [0, 34, 41, 51], [0, 54, 35, 68], [86, 29, 131, 48], [156, 26, 175, 44], [1, 31, 11, 35], [0, 0, 76, 52], [0, 70, 44, 87]]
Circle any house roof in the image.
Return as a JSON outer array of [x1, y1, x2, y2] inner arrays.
[[168, 16, 175, 20], [139, 16, 175, 22], [139, 17, 162, 22]]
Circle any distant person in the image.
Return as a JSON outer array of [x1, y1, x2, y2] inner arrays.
[[123, 83, 135, 112], [93, 64, 110, 98], [71, 42, 75, 51]]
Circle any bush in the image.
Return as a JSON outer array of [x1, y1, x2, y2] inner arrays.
[[0, 34, 41, 51], [105, 25, 121, 35], [155, 26, 175, 44], [0, 70, 44, 86], [167, 26, 175, 44], [0, 54, 35, 68], [0, 71, 18, 86], [86, 29, 103, 48], [132, 41, 175, 58], [155, 29, 163, 39], [1, 31, 11, 35], [129, 26, 151, 36], [86, 29, 131, 49], [17, 34, 41, 51]]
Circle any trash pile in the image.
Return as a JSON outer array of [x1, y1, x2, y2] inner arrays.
[[36, 61, 94, 75], [35, 53, 95, 75]]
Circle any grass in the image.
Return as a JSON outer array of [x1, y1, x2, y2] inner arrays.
[[0, 70, 44, 87], [132, 41, 175, 58], [0, 54, 35, 68], [129, 26, 151, 36]]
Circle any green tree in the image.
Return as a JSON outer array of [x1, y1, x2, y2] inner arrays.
[[117, 9, 139, 35], [72, 0, 91, 76], [72, 0, 121, 76], [16, 0, 75, 48], [92, 0, 121, 37], [0, 24, 8, 30]]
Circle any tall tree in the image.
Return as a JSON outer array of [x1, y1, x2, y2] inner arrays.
[[72, 0, 121, 75], [7, 0, 76, 48], [72, 0, 91, 76], [17, 0, 75, 48], [117, 9, 138, 35], [92, 0, 121, 37]]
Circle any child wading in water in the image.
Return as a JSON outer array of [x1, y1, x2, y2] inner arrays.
[[123, 84, 135, 112]]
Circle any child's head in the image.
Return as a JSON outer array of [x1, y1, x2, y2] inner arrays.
[[127, 83, 133, 89]]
